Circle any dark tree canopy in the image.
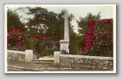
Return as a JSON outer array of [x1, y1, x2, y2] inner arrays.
[[7, 10, 25, 30], [26, 7, 74, 39], [77, 12, 101, 34]]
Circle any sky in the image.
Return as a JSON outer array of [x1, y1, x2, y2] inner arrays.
[[7, 5, 114, 34]]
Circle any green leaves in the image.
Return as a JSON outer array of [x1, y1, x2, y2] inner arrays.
[[7, 10, 24, 30]]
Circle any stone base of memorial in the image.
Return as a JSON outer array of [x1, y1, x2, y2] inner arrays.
[[60, 40, 69, 54]]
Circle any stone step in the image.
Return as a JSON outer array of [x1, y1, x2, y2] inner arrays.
[[32, 59, 54, 64]]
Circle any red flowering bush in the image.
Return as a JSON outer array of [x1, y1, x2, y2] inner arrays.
[[8, 28, 24, 35], [7, 27, 59, 56], [82, 19, 113, 57], [82, 20, 96, 51], [7, 28, 25, 49], [99, 19, 112, 24]]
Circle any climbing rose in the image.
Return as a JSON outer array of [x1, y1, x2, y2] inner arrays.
[[82, 20, 96, 51]]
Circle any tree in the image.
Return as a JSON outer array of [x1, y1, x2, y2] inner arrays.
[[77, 12, 101, 34], [26, 7, 60, 37], [69, 28, 79, 54], [26, 7, 75, 39], [7, 9, 25, 30]]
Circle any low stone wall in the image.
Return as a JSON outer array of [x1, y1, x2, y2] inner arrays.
[[7, 50, 35, 62], [60, 54, 113, 70], [8, 50, 25, 61]]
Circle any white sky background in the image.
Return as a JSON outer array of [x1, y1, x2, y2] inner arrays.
[[7, 5, 114, 34]]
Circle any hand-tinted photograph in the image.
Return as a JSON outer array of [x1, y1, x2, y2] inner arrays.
[[4, 4, 116, 73]]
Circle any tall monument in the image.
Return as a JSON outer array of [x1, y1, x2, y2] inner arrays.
[[60, 10, 70, 53]]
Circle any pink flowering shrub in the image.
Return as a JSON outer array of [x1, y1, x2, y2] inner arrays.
[[82, 19, 113, 57], [82, 20, 96, 51], [7, 28, 25, 49], [7, 27, 59, 56]]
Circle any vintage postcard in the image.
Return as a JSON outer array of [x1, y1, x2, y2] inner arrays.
[[4, 4, 116, 73]]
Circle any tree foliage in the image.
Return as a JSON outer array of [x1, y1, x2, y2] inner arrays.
[[7, 10, 25, 30], [26, 7, 60, 37], [77, 12, 101, 34]]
